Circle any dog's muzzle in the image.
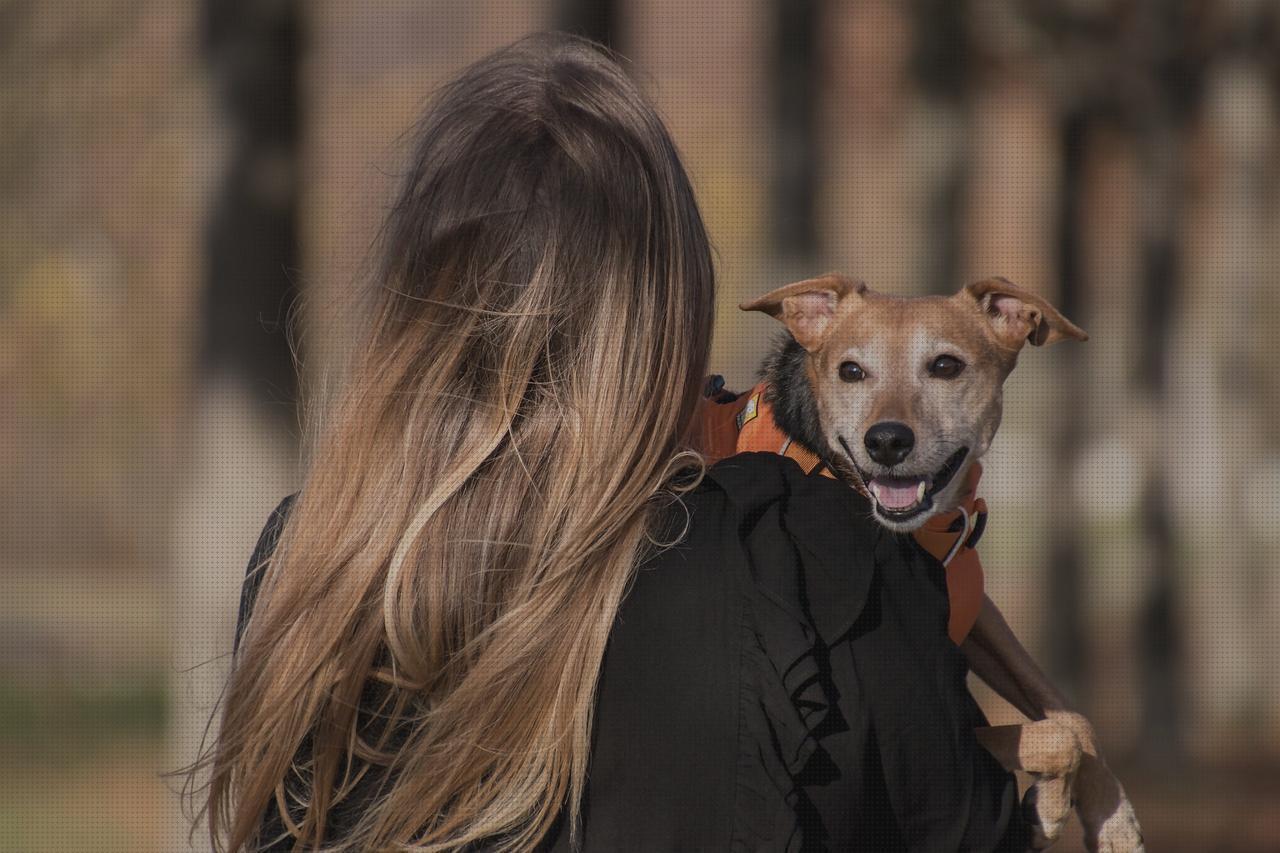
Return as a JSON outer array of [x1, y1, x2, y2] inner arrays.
[[837, 437, 969, 524]]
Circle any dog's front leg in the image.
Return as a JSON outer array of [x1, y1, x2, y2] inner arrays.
[[964, 596, 1145, 852], [962, 595, 1074, 716]]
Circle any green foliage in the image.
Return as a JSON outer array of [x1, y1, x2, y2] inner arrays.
[[0, 671, 167, 761]]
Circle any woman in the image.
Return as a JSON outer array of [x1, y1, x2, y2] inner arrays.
[[202, 33, 1026, 852]]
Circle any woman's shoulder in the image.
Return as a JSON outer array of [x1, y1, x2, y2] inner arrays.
[[698, 449, 851, 514], [645, 452, 879, 606], [694, 451, 884, 644]]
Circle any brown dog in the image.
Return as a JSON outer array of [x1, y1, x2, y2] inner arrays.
[[739, 274, 1144, 852]]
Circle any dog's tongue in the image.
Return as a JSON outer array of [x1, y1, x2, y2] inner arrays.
[[869, 476, 925, 510]]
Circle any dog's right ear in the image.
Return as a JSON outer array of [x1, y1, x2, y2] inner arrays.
[[961, 277, 1088, 348], [739, 274, 866, 351]]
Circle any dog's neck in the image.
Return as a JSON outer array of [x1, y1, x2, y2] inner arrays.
[[761, 335, 836, 468]]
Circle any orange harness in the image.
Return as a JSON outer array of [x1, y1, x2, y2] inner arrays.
[[692, 381, 987, 645]]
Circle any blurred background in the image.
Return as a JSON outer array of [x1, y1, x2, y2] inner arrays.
[[3, 0, 1280, 850]]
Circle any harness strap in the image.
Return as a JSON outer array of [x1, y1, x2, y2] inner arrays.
[[943, 507, 972, 567]]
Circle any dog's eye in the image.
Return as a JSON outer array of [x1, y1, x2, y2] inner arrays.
[[928, 355, 965, 379], [838, 361, 866, 382]]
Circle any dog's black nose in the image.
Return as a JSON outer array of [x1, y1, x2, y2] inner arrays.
[[864, 422, 915, 465]]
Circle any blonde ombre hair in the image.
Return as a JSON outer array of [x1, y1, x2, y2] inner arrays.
[[198, 33, 714, 851]]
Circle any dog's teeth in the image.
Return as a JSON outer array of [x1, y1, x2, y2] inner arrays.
[[869, 482, 881, 502], [916, 481, 926, 502]]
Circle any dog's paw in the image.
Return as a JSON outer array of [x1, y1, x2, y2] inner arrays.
[[1023, 772, 1074, 849], [1075, 754, 1145, 853], [1043, 710, 1098, 756]]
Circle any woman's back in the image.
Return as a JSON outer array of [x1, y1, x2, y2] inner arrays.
[[204, 33, 719, 851], [240, 453, 1025, 851]]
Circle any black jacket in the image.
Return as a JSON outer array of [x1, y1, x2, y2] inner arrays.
[[236, 452, 1025, 852]]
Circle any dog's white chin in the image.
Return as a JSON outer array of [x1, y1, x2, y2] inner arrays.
[[869, 502, 941, 532]]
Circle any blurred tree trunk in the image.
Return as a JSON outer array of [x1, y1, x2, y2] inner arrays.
[[1133, 110, 1187, 765], [771, 0, 821, 265], [1044, 108, 1090, 702], [1252, 7, 1280, 749], [1129, 0, 1212, 764], [911, 0, 971, 295], [557, 0, 620, 50], [200, 0, 303, 427]]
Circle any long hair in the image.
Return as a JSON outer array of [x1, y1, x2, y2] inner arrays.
[[200, 33, 715, 852]]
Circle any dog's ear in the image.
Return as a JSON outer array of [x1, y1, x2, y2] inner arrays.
[[740, 274, 866, 351], [962, 278, 1088, 348]]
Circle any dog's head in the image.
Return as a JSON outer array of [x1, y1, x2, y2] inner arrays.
[[742, 274, 1087, 531]]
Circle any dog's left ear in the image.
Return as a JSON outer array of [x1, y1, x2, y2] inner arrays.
[[740, 274, 866, 351], [961, 278, 1088, 348]]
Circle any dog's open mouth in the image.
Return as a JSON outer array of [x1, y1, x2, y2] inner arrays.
[[848, 445, 970, 523]]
